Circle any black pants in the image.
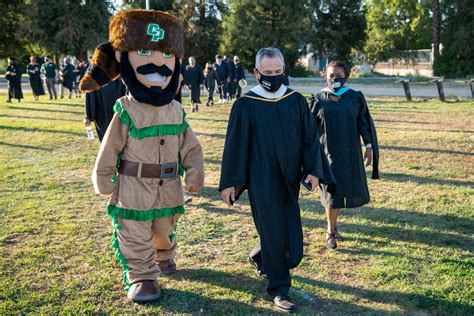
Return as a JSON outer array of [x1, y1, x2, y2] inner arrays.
[[236, 83, 242, 98], [218, 81, 228, 99], [249, 242, 291, 297]]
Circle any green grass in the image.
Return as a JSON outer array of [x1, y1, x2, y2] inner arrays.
[[0, 92, 473, 314]]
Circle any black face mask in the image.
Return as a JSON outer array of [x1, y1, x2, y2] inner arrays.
[[328, 77, 347, 92], [257, 71, 284, 92], [119, 51, 180, 107]]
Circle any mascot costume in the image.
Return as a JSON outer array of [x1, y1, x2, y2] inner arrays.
[[80, 10, 204, 302]]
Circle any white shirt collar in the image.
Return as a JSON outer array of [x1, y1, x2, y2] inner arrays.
[[250, 84, 288, 99]]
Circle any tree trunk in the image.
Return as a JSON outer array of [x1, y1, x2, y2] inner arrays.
[[199, 0, 205, 28], [432, 0, 441, 63]]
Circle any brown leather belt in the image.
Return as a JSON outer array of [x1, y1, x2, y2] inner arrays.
[[118, 160, 178, 179]]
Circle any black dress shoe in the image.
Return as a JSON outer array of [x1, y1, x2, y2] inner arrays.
[[273, 295, 296, 313], [247, 256, 267, 279]]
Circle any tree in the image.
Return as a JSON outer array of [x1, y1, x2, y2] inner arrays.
[[221, 0, 311, 71], [122, 0, 174, 11], [0, 0, 26, 59], [434, 0, 474, 76], [364, 0, 432, 63], [308, 0, 366, 62], [431, 0, 441, 63], [174, 0, 226, 64], [20, 0, 112, 61]]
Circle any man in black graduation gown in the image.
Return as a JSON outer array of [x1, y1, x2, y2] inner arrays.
[[219, 48, 335, 312], [184, 56, 204, 112], [224, 55, 235, 100], [214, 54, 230, 104], [84, 78, 126, 142], [232, 55, 245, 99], [5, 57, 23, 103]]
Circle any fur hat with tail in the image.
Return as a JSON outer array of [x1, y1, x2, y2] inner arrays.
[[79, 42, 119, 92], [80, 9, 184, 93]]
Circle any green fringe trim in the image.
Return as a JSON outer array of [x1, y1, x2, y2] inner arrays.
[[107, 204, 185, 221], [111, 150, 124, 185], [108, 210, 131, 291], [114, 100, 189, 140], [107, 204, 185, 291], [178, 158, 186, 176]]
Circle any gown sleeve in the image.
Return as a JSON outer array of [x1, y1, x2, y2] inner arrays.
[[219, 98, 250, 197], [85, 91, 96, 121], [300, 96, 336, 193], [357, 92, 380, 179]]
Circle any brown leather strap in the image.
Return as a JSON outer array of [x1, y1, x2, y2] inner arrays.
[[118, 160, 178, 179]]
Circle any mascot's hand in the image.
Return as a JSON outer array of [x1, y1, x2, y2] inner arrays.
[[186, 184, 200, 192]]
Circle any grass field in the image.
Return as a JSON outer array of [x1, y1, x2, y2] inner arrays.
[[0, 92, 473, 314]]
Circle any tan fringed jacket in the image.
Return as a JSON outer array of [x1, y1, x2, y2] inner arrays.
[[92, 95, 204, 212]]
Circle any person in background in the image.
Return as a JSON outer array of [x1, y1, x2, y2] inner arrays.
[[184, 56, 204, 112], [77, 58, 90, 98], [60, 57, 75, 99], [73, 59, 81, 98], [203, 62, 218, 106], [214, 54, 230, 104], [232, 56, 245, 99], [224, 54, 235, 101], [308, 60, 379, 249], [26, 56, 45, 101], [41, 56, 58, 100], [84, 78, 127, 142], [5, 57, 23, 103]]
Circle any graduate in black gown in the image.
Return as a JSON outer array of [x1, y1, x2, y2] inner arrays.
[[224, 55, 236, 100], [214, 54, 230, 104], [5, 57, 23, 103], [84, 78, 126, 142], [184, 56, 204, 112], [232, 56, 246, 99], [203, 62, 218, 106], [27, 56, 45, 101], [60, 57, 75, 99], [308, 60, 379, 250], [219, 48, 335, 313]]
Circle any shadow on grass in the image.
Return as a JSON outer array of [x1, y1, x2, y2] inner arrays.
[[188, 117, 229, 123], [6, 106, 84, 115], [0, 141, 51, 151], [300, 206, 474, 252], [294, 275, 474, 315], [373, 118, 434, 124], [353, 206, 474, 235], [159, 268, 272, 313], [380, 145, 474, 156], [382, 171, 474, 187], [194, 131, 226, 140], [371, 109, 439, 114], [35, 100, 83, 107], [379, 126, 474, 133], [0, 114, 78, 122], [0, 124, 83, 136], [204, 158, 222, 166]]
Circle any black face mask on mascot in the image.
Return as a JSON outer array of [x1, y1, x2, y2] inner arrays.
[[257, 71, 284, 92], [119, 51, 180, 107]]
